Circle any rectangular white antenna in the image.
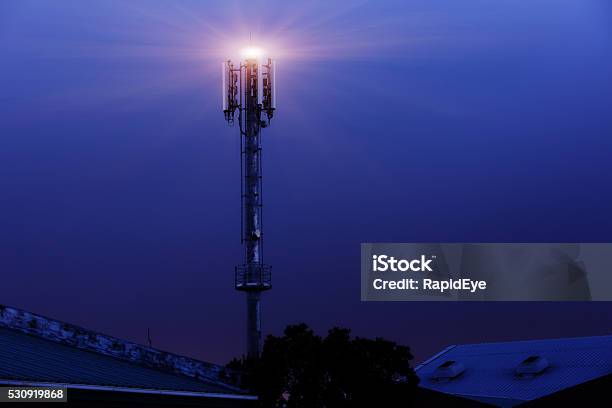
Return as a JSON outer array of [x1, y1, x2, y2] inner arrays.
[[270, 60, 276, 109], [257, 62, 264, 106], [222, 61, 229, 111]]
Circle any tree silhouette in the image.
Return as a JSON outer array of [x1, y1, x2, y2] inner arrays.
[[227, 324, 419, 407]]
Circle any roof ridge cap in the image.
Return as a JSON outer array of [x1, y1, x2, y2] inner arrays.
[[452, 334, 612, 348], [0, 304, 238, 391]]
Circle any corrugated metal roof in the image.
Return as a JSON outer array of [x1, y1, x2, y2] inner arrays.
[[416, 335, 612, 404], [0, 327, 241, 395]]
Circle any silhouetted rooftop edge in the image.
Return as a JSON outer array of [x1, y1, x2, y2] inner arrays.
[[0, 304, 249, 397]]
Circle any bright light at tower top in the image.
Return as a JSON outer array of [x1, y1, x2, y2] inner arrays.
[[241, 46, 265, 60]]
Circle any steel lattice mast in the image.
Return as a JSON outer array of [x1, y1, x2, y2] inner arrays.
[[222, 51, 275, 358]]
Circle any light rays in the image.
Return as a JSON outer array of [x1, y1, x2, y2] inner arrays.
[[3, 0, 462, 118]]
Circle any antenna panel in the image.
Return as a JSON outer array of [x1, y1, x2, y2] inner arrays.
[[222, 61, 230, 111], [257, 63, 264, 106], [269, 59, 276, 109]]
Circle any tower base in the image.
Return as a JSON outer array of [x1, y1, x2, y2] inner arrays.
[[246, 291, 262, 358]]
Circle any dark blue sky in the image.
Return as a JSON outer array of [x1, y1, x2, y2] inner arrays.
[[1, 0, 611, 364]]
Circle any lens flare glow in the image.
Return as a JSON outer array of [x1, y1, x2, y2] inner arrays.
[[241, 47, 264, 60], [21, 1, 449, 115]]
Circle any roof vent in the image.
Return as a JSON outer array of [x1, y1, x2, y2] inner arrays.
[[432, 360, 465, 382], [515, 355, 549, 378]]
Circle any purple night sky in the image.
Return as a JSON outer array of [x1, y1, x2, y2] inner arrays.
[[1, 0, 611, 364]]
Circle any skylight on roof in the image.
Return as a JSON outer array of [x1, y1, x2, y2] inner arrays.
[[432, 360, 465, 382], [515, 355, 549, 378]]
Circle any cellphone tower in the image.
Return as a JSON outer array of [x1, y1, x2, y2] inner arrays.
[[222, 52, 276, 358]]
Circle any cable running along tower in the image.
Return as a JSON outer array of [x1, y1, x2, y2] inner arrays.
[[222, 50, 276, 358]]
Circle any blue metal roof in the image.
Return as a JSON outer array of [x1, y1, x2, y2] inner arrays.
[[0, 327, 242, 395], [416, 335, 612, 406]]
